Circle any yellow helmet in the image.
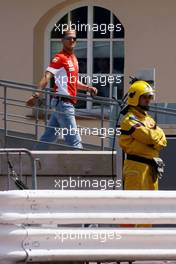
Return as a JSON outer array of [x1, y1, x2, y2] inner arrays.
[[127, 80, 155, 106]]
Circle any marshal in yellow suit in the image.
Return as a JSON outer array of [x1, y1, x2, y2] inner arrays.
[[119, 80, 167, 191]]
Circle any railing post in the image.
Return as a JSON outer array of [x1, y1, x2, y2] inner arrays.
[[45, 88, 50, 127], [100, 104, 104, 150], [3, 86, 7, 148], [19, 152, 23, 182], [116, 141, 123, 190], [109, 86, 119, 148], [6, 153, 11, 190], [19, 148, 37, 189], [34, 100, 39, 140], [32, 157, 37, 190]]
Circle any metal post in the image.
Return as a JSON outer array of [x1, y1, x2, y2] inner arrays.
[[34, 100, 39, 140], [109, 85, 118, 148], [100, 104, 104, 150], [6, 153, 11, 190], [19, 152, 23, 181], [32, 157, 37, 189], [3, 86, 7, 148], [116, 141, 123, 190], [45, 88, 49, 127]]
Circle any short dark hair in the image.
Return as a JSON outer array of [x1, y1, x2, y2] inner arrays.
[[62, 26, 76, 38]]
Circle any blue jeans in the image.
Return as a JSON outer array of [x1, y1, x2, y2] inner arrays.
[[38, 98, 83, 149]]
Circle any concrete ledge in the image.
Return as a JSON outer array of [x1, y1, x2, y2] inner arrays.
[[0, 151, 121, 191], [0, 151, 117, 176]]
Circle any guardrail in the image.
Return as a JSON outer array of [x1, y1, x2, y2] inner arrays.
[[1, 190, 176, 263], [1, 190, 176, 225]]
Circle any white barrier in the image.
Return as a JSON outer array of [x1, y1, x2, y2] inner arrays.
[[1, 190, 176, 224], [0, 225, 27, 263], [1, 190, 176, 263], [1, 225, 176, 263]]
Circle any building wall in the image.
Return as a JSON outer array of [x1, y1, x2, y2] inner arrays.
[[0, 0, 176, 100], [0, 0, 176, 137]]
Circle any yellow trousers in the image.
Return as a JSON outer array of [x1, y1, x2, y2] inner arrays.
[[121, 159, 158, 227], [123, 159, 158, 190]]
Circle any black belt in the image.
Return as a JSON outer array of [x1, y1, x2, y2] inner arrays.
[[126, 154, 155, 167], [54, 96, 73, 104]]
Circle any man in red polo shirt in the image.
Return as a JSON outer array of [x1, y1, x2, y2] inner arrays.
[[27, 28, 97, 149]]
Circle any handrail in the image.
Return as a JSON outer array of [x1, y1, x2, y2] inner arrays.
[[0, 79, 120, 101], [1, 79, 176, 114], [0, 148, 37, 189], [0, 79, 119, 105], [1, 79, 176, 113]]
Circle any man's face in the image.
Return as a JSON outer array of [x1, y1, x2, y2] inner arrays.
[[62, 31, 77, 51], [138, 93, 154, 109]]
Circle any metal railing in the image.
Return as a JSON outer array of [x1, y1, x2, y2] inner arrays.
[[0, 80, 121, 151], [0, 148, 37, 189], [1, 80, 176, 152]]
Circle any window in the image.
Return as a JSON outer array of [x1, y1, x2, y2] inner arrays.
[[50, 6, 124, 109]]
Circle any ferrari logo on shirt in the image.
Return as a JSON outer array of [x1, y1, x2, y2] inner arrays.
[[68, 60, 75, 72], [68, 60, 74, 67]]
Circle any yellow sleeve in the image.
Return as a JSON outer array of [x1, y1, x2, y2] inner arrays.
[[153, 126, 167, 150], [121, 117, 167, 148]]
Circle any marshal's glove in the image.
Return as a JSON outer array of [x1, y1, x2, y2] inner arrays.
[[26, 94, 41, 107]]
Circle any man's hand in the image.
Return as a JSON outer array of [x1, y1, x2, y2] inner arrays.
[[26, 93, 40, 107], [77, 81, 98, 96], [87, 86, 98, 96]]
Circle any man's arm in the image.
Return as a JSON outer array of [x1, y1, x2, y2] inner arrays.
[[121, 117, 167, 148], [35, 71, 53, 97], [26, 71, 53, 107], [77, 81, 98, 95]]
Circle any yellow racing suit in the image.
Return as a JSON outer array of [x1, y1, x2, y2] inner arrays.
[[119, 106, 167, 191]]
